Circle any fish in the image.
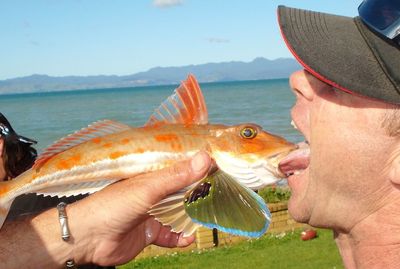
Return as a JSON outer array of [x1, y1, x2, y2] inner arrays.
[[0, 74, 296, 237]]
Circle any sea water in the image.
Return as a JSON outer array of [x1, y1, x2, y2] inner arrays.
[[0, 78, 303, 152]]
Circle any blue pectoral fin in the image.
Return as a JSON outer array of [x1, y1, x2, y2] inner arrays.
[[184, 170, 271, 238]]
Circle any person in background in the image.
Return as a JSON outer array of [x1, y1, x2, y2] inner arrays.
[[277, 0, 400, 268], [0, 112, 46, 221], [0, 112, 37, 181], [0, 112, 211, 268]]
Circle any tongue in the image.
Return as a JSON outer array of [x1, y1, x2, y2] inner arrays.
[[278, 142, 310, 175]]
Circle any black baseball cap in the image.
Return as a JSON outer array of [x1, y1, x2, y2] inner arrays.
[[277, 5, 400, 104], [0, 113, 37, 145], [0, 112, 37, 179]]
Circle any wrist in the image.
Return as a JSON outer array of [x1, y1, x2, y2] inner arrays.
[[29, 207, 76, 268], [65, 200, 97, 265]]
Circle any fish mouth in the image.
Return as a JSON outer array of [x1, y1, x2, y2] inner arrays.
[[266, 144, 300, 178], [278, 141, 310, 177]]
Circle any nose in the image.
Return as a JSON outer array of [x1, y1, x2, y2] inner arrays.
[[290, 70, 334, 102], [289, 70, 316, 101]]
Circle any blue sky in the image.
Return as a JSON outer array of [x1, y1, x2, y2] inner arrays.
[[0, 0, 361, 80]]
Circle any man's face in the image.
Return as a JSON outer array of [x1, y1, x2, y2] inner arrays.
[[285, 70, 399, 231]]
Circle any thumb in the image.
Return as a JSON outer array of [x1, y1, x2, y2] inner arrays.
[[138, 151, 212, 205]]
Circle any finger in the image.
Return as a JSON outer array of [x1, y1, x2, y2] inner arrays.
[[151, 225, 195, 248], [144, 219, 178, 246], [139, 151, 212, 205], [144, 217, 196, 247], [176, 233, 195, 247]]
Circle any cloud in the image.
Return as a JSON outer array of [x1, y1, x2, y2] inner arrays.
[[30, 40, 40, 46], [23, 20, 31, 29], [152, 0, 183, 8], [206, 37, 230, 44]]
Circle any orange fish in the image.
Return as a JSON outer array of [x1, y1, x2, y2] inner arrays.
[[0, 75, 295, 237]]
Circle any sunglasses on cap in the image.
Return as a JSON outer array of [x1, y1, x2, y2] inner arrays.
[[358, 0, 400, 44]]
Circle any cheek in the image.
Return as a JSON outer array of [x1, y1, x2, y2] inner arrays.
[[308, 98, 354, 194], [309, 102, 392, 196], [0, 162, 5, 181]]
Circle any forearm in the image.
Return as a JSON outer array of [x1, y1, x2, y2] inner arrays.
[[0, 205, 90, 269]]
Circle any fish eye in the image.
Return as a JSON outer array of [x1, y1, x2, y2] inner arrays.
[[240, 127, 257, 139]]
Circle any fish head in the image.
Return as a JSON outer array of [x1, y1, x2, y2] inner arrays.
[[210, 123, 297, 189]]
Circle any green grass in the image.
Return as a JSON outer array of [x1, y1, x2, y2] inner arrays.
[[118, 229, 343, 269], [258, 186, 291, 203]]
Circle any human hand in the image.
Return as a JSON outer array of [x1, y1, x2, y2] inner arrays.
[[68, 151, 211, 266]]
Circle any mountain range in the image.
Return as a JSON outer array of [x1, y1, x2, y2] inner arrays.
[[0, 57, 301, 94]]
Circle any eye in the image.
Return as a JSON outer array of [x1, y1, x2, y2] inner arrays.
[[240, 127, 257, 139]]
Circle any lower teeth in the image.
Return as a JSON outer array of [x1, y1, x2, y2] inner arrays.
[[286, 170, 303, 177]]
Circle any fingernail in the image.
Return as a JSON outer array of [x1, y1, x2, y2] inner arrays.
[[177, 233, 195, 247], [191, 153, 207, 173]]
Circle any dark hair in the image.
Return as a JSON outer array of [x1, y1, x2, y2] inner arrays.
[[0, 113, 37, 179]]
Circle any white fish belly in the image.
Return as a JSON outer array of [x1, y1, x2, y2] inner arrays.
[[13, 151, 197, 200]]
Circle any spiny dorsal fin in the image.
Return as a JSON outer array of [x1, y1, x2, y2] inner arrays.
[[33, 120, 131, 169], [145, 74, 208, 126]]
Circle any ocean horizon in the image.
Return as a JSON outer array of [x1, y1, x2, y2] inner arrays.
[[0, 78, 302, 152]]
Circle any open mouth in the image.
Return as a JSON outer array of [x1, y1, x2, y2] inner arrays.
[[265, 142, 300, 178], [278, 141, 310, 177]]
